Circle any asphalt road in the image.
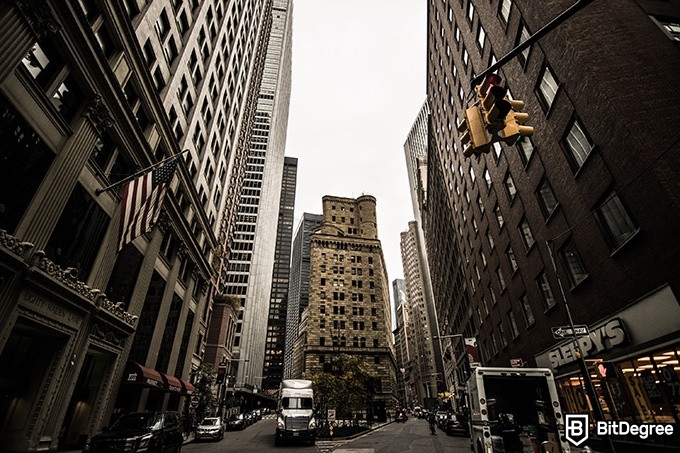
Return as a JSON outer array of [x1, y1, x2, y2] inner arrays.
[[182, 415, 471, 452]]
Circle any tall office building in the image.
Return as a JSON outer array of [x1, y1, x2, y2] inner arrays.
[[391, 279, 410, 405], [208, 0, 293, 396], [0, 0, 272, 450], [261, 156, 298, 392], [283, 212, 323, 378], [400, 222, 440, 405], [426, 1, 680, 448], [292, 195, 397, 419]]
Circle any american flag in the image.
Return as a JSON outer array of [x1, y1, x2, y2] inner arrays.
[[117, 160, 177, 251]]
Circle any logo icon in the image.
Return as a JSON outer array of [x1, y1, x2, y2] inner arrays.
[[565, 414, 589, 446]]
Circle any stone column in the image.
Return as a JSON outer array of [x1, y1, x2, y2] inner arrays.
[[0, 1, 60, 83], [16, 95, 113, 257]]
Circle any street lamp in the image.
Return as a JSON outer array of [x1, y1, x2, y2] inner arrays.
[[218, 358, 249, 418], [433, 334, 465, 410]]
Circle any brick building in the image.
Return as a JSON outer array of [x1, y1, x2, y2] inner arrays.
[[292, 195, 397, 419], [424, 0, 680, 449]]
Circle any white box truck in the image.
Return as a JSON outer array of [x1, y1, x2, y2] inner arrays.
[[466, 367, 571, 453], [275, 379, 317, 446]]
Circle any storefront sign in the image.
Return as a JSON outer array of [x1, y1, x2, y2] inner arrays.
[[547, 318, 627, 368]]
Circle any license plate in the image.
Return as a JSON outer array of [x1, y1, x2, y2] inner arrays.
[[293, 432, 299, 436]]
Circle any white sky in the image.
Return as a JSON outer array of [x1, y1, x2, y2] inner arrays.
[[285, 0, 427, 297]]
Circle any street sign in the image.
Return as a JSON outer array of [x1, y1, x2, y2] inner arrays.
[[190, 395, 199, 408], [327, 409, 336, 422], [510, 358, 525, 368], [551, 325, 589, 339]]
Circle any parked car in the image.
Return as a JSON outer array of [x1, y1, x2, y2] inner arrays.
[[195, 417, 223, 441], [435, 411, 449, 429], [395, 411, 408, 423], [413, 406, 423, 419], [445, 413, 469, 437], [83, 411, 183, 453], [226, 413, 247, 430]]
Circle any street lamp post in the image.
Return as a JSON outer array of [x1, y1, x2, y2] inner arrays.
[[433, 334, 465, 410]]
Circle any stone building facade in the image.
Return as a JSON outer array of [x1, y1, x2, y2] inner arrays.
[[0, 0, 271, 450], [292, 195, 397, 418]]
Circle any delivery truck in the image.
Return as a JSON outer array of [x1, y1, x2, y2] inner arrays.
[[275, 379, 317, 446], [466, 367, 570, 453]]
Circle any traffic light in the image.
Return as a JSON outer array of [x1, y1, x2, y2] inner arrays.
[[477, 74, 511, 128], [459, 105, 490, 157], [498, 99, 534, 144]]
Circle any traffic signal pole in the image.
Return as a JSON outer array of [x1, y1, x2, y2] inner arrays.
[[470, 0, 594, 89], [547, 240, 616, 453]]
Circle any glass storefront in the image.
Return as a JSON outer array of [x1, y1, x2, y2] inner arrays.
[[557, 344, 680, 446]]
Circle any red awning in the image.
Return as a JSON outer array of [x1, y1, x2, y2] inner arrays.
[[181, 379, 195, 395], [162, 373, 183, 393], [124, 362, 164, 388]]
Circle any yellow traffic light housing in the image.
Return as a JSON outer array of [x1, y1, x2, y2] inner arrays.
[[459, 105, 491, 157], [458, 74, 534, 158]]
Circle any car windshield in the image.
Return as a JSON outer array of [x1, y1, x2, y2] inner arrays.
[[201, 418, 219, 426], [281, 397, 314, 409], [111, 413, 162, 431], [230, 414, 244, 420]]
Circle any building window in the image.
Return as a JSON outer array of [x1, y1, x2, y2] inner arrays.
[[155, 9, 170, 40], [476, 25, 486, 51], [519, 218, 535, 250], [499, 0, 512, 25], [517, 137, 534, 166], [487, 284, 496, 307], [563, 118, 594, 171], [45, 183, 110, 280], [560, 238, 588, 286], [516, 22, 531, 67], [537, 178, 559, 218], [595, 191, 638, 250], [498, 322, 508, 348], [467, 1, 475, 24], [650, 15, 680, 42], [537, 65, 559, 111], [494, 204, 504, 229], [487, 229, 495, 250], [536, 271, 557, 310], [508, 310, 519, 338], [506, 247, 518, 273], [504, 172, 517, 201], [484, 169, 492, 189], [519, 295, 535, 327], [496, 266, 506, 291]]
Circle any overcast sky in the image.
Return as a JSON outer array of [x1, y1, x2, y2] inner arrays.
[[285, 0, 427, 297]]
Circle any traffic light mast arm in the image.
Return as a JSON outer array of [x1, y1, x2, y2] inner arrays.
[[470, 0, 594, 89]]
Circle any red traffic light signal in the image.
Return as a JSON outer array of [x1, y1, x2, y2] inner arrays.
[[478, 74, 511, 127]]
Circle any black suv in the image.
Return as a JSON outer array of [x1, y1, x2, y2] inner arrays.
[[83, 411, 183, 453]]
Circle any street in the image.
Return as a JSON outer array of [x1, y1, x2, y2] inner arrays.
[[182, 415, 471, 452]]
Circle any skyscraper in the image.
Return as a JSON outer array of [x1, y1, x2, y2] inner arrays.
[[284, 212, 323, 379], [426, 1, 680, 447], [209, 0, 293, 395], [292, 195, 397, 419], [0, 0, 273, 450], [261, 156, 298, 392], [400, 222, 441, 405]]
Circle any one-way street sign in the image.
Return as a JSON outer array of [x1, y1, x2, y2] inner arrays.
[[551, 325, 589, 339]]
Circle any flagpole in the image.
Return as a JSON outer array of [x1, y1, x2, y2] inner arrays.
[[95, 149, 189, 196]]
